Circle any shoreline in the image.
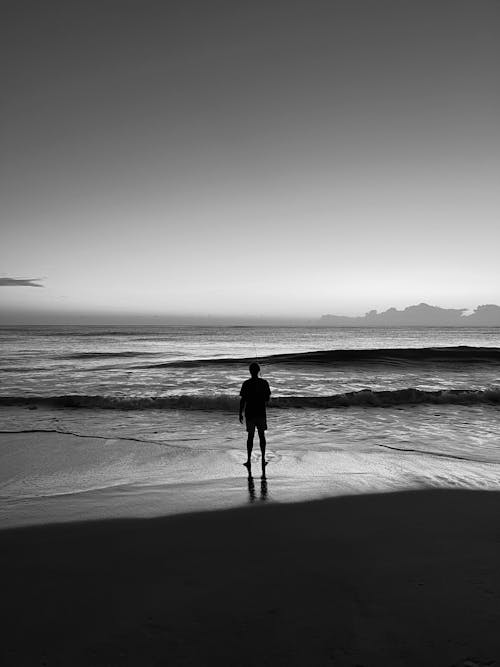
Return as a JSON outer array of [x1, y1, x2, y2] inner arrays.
[[0, 471, 402, 529], [2, 428, 500, 529], [2, 489, 500, 666]]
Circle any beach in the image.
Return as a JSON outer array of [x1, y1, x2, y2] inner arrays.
[[2, 326, 500, 664], [2, 422, 500, 529], [4, 0, 500, 660], [2, 488, 500, 666]]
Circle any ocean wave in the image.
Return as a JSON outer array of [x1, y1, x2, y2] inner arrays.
[[144, 346, 500, 369], [0, 367, 35, 373], [1, 387, 500, 410], [59, 351, 163, 360]]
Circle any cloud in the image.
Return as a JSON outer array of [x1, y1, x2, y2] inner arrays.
[[0, 277, 44, 287]]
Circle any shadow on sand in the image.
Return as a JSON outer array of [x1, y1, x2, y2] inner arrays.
[[1, 488, 500, 666]]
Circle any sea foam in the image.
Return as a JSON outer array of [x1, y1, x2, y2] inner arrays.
[[1, 386, 499, 410]]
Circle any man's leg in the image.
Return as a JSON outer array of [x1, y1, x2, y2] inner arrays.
[[245, 425, 255, 467], [258, 428, 266, 473]]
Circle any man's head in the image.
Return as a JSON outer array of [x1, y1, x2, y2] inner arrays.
[[249, 362, 260, 378]]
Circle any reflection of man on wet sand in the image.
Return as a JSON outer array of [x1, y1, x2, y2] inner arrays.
[[239, 362, 271, 476]]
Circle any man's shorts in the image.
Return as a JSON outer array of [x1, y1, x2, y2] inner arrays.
[[246, 416, 267, 433]]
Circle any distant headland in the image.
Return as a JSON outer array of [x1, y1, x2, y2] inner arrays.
[[320, 303, 500, 327]]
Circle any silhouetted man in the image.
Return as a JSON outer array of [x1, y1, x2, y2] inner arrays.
[[239, 362, 271, 475]]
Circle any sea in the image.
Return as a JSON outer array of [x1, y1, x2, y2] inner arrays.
[[1, 325, 500, 527]]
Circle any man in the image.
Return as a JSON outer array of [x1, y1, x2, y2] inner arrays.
[[239, 362, 271, 475]]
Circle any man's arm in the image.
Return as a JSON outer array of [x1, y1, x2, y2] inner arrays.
[[239, 383, 246, 423]]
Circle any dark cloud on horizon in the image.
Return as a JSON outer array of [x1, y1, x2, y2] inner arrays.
[[0, 278, 44, 288]]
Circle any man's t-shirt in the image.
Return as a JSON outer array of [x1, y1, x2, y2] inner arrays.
[[240, 377, 271, 419]]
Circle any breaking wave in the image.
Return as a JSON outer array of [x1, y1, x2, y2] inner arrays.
[[144, 346, 500, 368], [1, 387, 500, 410]]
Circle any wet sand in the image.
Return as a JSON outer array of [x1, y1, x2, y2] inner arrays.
[[1, 489, 500, 666], [4, 429, 500, 531]]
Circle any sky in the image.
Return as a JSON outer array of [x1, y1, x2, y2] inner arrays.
[[1, 0, 500, 324]]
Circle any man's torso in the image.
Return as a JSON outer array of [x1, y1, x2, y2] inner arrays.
[[240, 378, 271, 418]]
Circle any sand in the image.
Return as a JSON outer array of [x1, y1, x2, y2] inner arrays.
[[4, 430, 500, 531], [1, 488, 500, 666]]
